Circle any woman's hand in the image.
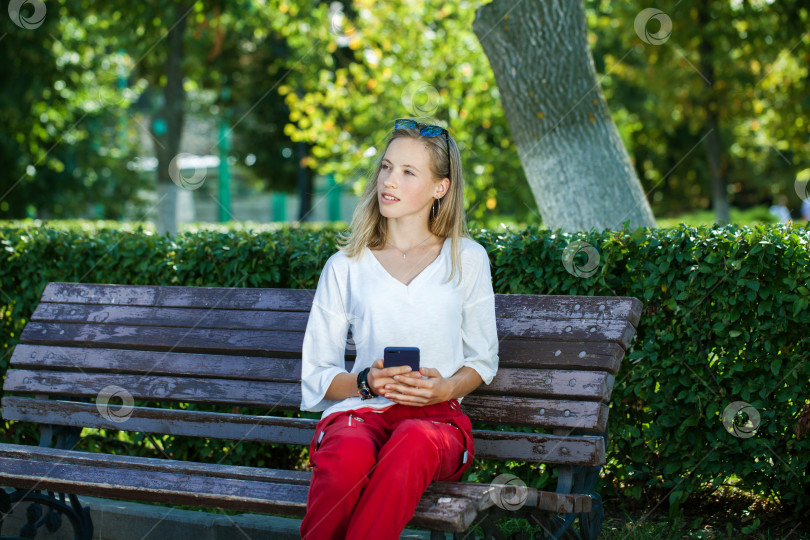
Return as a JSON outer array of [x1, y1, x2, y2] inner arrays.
[[372, 359, 453, 406], [367, 359, 413, 398]]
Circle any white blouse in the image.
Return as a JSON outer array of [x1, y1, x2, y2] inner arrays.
[[299, 235, 499, 421]]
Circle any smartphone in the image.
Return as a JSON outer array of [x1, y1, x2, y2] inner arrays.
[[383, 346, 420, 372]]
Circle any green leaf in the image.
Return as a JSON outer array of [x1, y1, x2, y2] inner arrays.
[[663, 461, 680, 475]]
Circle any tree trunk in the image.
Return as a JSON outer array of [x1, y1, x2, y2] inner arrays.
[[697, 2, 730, 225], [297, 141, 313, 222], [473, 0, 656, 232], [154, 1, 190, 239]]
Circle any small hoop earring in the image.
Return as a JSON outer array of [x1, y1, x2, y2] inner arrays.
[[431, 197, 442, 221]]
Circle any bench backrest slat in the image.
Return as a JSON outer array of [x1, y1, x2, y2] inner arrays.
[[39, 283, 642, 327], [19, 328, 628, 374], [8, 345, 614, 401], [23, 315, 636, 349], [4, 369, 609, 431]]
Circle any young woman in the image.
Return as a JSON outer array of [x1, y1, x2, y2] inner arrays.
[[299, 118, 499, 539]]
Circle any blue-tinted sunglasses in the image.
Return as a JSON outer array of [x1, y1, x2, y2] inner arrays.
[[394, 119, 451, 170]]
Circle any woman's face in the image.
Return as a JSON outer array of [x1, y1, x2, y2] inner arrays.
[[377, 137, 445, 220]]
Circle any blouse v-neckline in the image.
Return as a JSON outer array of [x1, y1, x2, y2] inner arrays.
[[366, 236, 450, 289]]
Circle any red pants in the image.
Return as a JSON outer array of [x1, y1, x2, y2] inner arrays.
[[300, 399, 474, 540]]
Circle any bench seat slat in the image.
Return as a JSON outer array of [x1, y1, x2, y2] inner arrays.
[[0, 455, 309, 514], [0, 449, 477, 532], [0, 443, 312, 484], [0, 444, 591, 516], [0, 444, 496, 512], [2, 398, 606, 465], [40, 283, 642, 327]]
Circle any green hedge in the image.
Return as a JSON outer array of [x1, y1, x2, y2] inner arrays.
[[1, 221, 809, 518]]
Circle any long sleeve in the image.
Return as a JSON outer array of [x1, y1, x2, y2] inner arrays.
[[460, 246, 499, 385], [300, 255, 351, 412]]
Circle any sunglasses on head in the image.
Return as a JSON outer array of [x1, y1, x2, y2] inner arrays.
[[394, 119, 451, 172]]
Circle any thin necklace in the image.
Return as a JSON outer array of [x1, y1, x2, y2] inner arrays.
[[388, 232, 435, 259]]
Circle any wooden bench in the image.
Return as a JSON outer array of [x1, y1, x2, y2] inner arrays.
[[0, 281, 641, 540]]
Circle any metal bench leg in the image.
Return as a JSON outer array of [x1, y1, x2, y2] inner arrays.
[[0, 489, 11, 538], [578, 492, 604, 540], [0, 489, 93, 540]]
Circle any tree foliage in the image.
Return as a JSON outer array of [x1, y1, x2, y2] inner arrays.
[[1, 0, 807, 224], [587, 0, 809, 218]]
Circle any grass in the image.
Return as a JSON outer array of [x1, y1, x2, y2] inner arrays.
[[468, 204, 805, 234], [4, 204, 809, 238]]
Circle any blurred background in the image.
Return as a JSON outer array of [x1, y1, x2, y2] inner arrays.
[[0, 0, 808, 232]]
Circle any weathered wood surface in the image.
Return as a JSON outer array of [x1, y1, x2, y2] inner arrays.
[[3, 370, 608, 432], [2, 397, 607, 465], [461, 395, 608, 432], [0, 444, 591, 516], [0, 443, 313, 484], [9, 346, 614, 401], [21, 317, 636, 351], [0, 446, 479, 532], [4, 369, 303, 408], [29, 301, 637, 338], [536, 491, 592, 513], [38, 283, 642, 327], [10, 344, 303, 381], [497, 340, 625, 373], [0, 444, 490, 511], [10, 341, 627, 375]]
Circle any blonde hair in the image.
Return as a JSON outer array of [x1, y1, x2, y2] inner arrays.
[[336, 117, 471, 285]]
